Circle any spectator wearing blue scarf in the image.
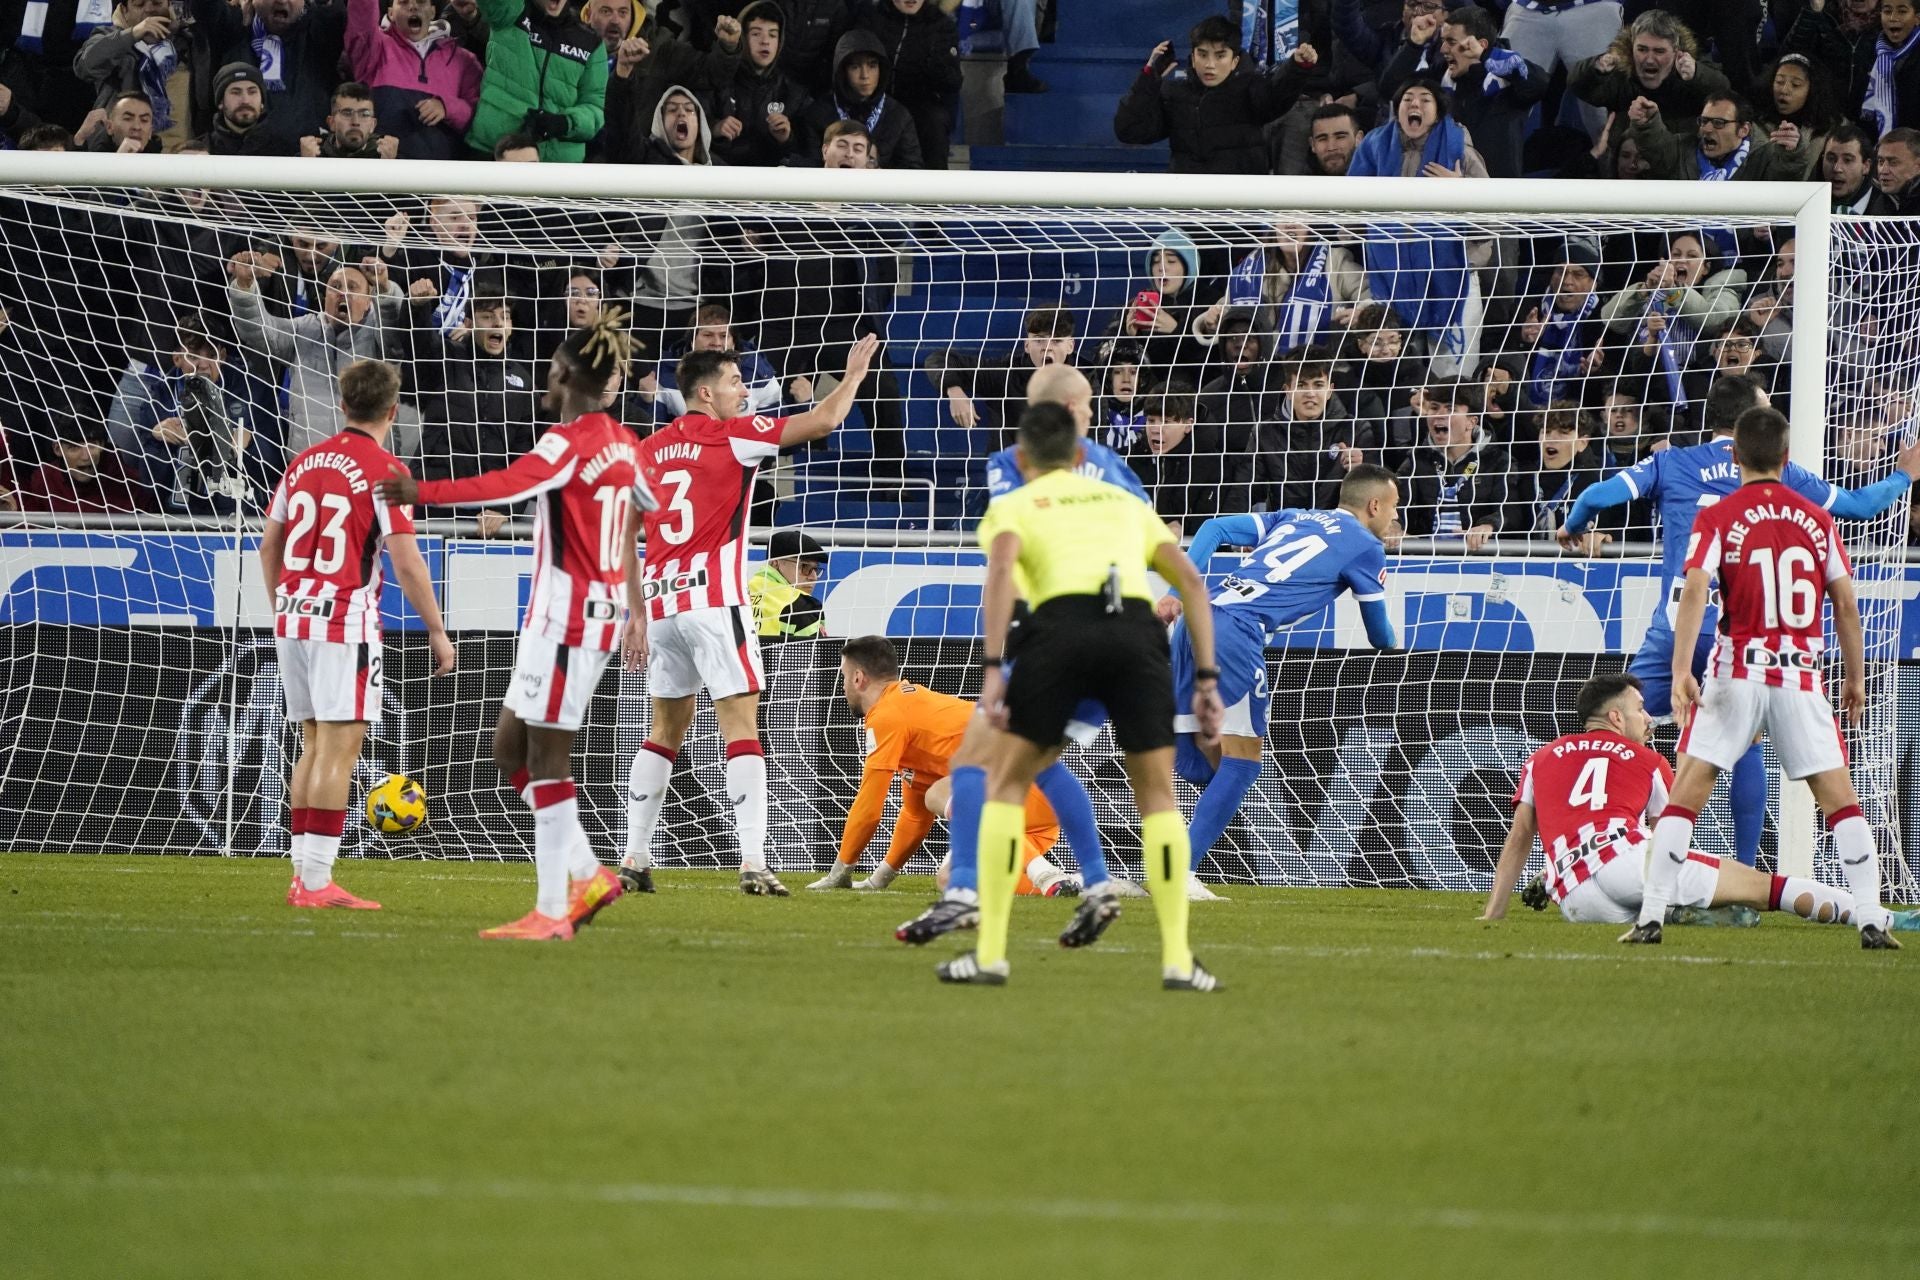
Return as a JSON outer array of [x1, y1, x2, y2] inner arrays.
[[1517, 239, 1603, 411], [1347, 77, 1488, 378], [1599, 230, 1747, 422]]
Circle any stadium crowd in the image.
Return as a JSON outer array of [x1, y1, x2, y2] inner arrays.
[[0, 0, 1915, 545]]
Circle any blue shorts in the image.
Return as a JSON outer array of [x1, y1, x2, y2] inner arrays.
[[1171, 612, 1271, 740], [1629, 622, 1715, 719]]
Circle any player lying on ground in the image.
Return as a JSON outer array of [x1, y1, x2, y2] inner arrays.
[[1170, 467, 1401, 882], [378, 311, 653, 940], [618, 336, 880, 897], [937, 403, 1227, 990], [1625, 408, 1899, 950], [897, 365, 1156, 950], [262, 358, 455, 910], [811, 635, 1076, 895], [1558, 375, 1920, 868], [1482, 672, 1892, 930]]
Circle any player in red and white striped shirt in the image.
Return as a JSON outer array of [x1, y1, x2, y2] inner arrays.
[[261, 360, 455, 910], [1483, 673, 1879, 931], [380, 312, 656, 940], [619, 335, 879, 897], [1629, 407, 1897, 948]]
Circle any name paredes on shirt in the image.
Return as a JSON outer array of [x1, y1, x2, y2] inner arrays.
[[581, 441, 637, 485], [286, 451, 370, 494], [1552, 736, 1639, 761], [1723, 500, 1826, 556]]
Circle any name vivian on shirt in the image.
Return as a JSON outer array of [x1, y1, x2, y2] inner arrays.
[[1721, 500, 1828, 558], [285, 451, 370, 494]]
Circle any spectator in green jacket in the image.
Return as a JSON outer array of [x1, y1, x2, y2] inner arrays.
[[467, 0, 608, 162]]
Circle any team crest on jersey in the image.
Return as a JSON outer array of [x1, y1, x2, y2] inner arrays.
[[751, 415, 778, 435], [533, 433, 571, 464]]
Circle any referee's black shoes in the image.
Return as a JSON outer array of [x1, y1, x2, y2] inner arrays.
[[1163, 958, 1224, 993]]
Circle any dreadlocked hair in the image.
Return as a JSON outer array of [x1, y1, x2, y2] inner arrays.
[[559, 302, 633, 391]]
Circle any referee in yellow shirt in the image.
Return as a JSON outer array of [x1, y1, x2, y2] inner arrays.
[[937, 403, 1226, 991]]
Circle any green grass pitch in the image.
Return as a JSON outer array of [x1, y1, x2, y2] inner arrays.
[[2, 854, 1916, 1279]]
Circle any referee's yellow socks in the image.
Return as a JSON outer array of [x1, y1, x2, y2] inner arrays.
[[1142, 809, 1194, 975], [975, 801, 1026, 968]]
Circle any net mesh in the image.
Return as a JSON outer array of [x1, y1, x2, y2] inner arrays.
[[0, 175, 1911, 898]]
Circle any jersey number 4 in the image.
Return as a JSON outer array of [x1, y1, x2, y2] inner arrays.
[[284, 492, 352, 575], [1568, 757, 1609, 812]]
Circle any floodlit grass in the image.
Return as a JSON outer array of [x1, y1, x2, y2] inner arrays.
[[1, 855, 1915, 1279]]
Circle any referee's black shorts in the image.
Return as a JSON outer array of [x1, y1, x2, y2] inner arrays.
[[1002, 595, 1174, 754]]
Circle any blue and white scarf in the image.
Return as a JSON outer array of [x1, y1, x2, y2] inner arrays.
[[16, 0, 113, 53], [1696, 135, 1749, 180], [1525, 287, 1598, 407], [1275, 243, 1330, 352], [1865, 28, 1920, 139], [1102, 406, 1146, 452], [836, 93, 888, 135], [1640, 288, 1698, 408], [136, 37, 178, 132], [1240, 0, 1299, 63], [251, 18, 287, 93], [432, 263, 472, 336]]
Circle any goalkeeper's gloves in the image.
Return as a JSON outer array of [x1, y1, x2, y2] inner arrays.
[[1519, 875, 1551, 912], [524, 110, 572, 141], [1482, 48, 1527, 87]]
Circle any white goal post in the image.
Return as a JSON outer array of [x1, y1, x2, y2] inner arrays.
[[1, 151, 1896, 891]]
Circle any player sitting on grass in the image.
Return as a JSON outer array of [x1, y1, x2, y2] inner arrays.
[[896, 364, 1153, 949], [1629, 408, 1898, 949], [263, 358, 456, 910], [1482, 672, 1914, 932], [938, 402, 1225, 990], [1169, 467, 1401, 888], [812, 636, 1077, 895], [1558, 375, 1920, 870], [377, 311, 653, 940]]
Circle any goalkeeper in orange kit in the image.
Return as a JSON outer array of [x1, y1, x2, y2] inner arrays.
[[808, 636, 1079, 897]]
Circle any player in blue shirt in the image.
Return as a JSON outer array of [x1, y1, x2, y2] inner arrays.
[[1560, 379, 1919, 867], [899, 366, 1157, 946], [1170, 466, 1403, 878]]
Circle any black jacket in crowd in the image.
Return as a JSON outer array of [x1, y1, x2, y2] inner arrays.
[[713, 0, 811, 166], [802, 29, 920, 168], [1113, 58, 1306, 175], [854, 0, 960, 112], [1397, 441, 1512, 537]]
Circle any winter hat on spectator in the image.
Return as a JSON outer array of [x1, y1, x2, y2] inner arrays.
[[1144, 229, 1199, 291], [1557, 238, 1601, 274], [768, 530, 828, 567], [214, 63, 268, 103]]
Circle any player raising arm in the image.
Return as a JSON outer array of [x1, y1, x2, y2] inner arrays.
[[1555, 376, 1920, 869], [262, 359, 455, 910], [1170, 466, 1401, 882], [818, 636, 1077, 895], [378, 311, 654, 940], [937, 402, 1225, 991], [618, 335, 880, 897], [1482, 673, 1899, 931], [1625, 407, 1898, 949]]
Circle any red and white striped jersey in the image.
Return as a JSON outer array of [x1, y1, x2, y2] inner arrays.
[[1515, 732, 1673, 904], [416, 411, 657, 652], [1684, 481, 1851, 692], [637, 411, 787, 620], [269, 428, 416, 645]]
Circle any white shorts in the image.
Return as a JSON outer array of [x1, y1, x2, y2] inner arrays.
[[1558, 845, 1722, 925], [1679, 678, 1846, 780], [277, 637, 381, 724], [646, 606, 764, 702], [1174, 690, 1261, 739], [504, 632, 615, 731]]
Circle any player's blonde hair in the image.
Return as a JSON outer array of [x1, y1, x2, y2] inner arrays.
[[559, 303, 633, 392]]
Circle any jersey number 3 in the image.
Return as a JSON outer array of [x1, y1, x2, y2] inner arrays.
[[653, 468, 696, 546]]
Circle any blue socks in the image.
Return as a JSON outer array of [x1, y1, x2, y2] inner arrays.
[[1189, 756, 1261, 872], [946, 764, 987, 892], [1731, 745, 1766, 868], [1036, 760, 1109, 886], [1174, 734, 1216, 786]]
